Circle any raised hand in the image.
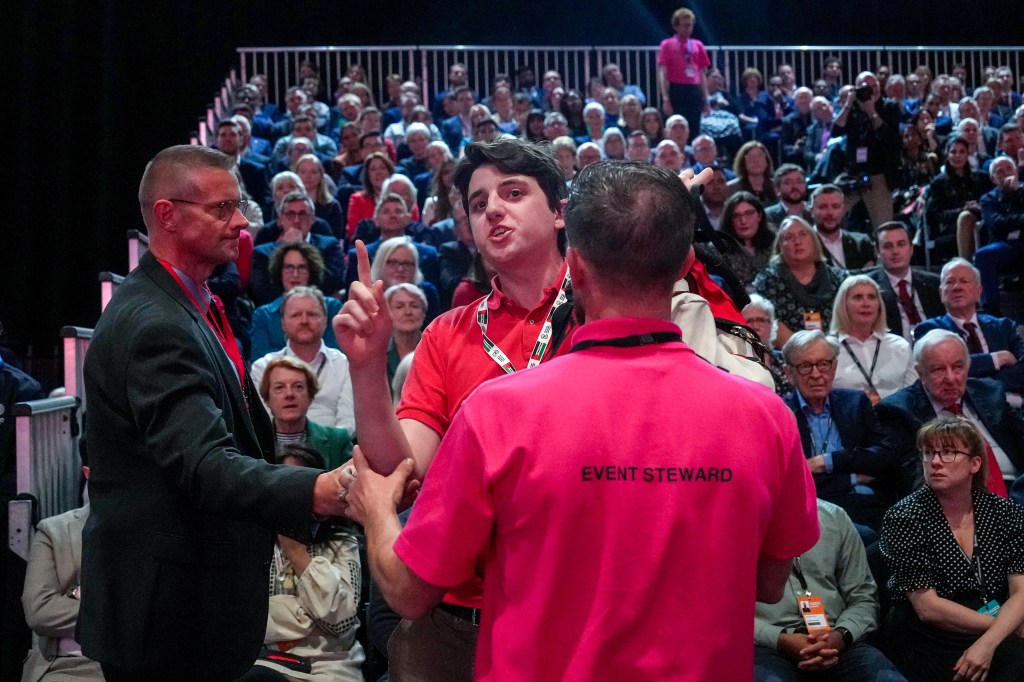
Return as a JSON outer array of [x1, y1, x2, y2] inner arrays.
[[332, 240, 393, 368]]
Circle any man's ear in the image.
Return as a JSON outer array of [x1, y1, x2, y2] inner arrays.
[[152, 199, 177, 232], [566, 247, 585, 289], [554, 198, 567, 231]]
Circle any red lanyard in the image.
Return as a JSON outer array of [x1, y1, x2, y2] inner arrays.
[[157, 260, 247, 400]]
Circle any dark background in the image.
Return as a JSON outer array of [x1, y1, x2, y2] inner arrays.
[[6, 0, 1016, 385]]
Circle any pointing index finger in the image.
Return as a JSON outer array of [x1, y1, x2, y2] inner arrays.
[[356, 240, 373, 287]]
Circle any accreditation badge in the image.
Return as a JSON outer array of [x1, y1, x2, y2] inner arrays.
[[802, 311, 823, 331], [798, 594, 831, 634]]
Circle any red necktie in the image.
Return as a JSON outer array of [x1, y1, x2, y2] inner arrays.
[[945, 402, 1008, 497], [897, 280, 921, 326], [963, 322, 984, 354]]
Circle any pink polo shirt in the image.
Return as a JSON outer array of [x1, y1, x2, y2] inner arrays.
[[395, 317, 819, 681], [658, 35, 710, 85]]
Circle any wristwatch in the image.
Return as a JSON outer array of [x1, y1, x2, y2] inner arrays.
[[834, 626, 853, 648]]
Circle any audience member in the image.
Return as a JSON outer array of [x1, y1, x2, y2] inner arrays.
[[251, 287, 355, 433], [436, 196, 475, 306], [601, 127, 626, 160], [782, 330, 902, 533], [560, 89, 587, 137], [364, 235, 442, 322], [252, 441, 363, 680], [20, 456, 100, 682], [878, 329, 1022, 497], [865, 221, 944, 341], [602, 62, 647, 106], [385, 283, 427, 390], [342, 159, 818, 681], [250, 191, 346, 305], [420, 157, 457, 226], [690, 134, 733, 177], [256, 357, 353, 468], [927, 136, 994, 262], [653, 139, 684, 173], [742, 294, 793, 394], [294, 154, 343, 240], [831, 72, 902, 228], [345, 195, 440, 292], [728, 141, 778, 204], [764, 163, 812, 228], [976, 156, 1024, 312], [271, 114, 338, 170], [214, 118, 272, 216], [255, 171, 333, 244], [719, 192, 774, 292], [811, 184, 877, 270], [753, 216, 847, 347], [701, 165, 729, 229], [440, 86, 476, 153], [249, 241, 343, 361], [754, 499, 905, 682], [880, 417, 1024, 681], [914, 258, 1024, 397], [542, 111, 570, 142], [804, 95, 836, 171], [780, 87, 814, 166], [352, 175, 431, 247], [552, 136, 578, 182], [617, 94, 643, 133], [576, 141, 602, 171], [737, 67, 778, 144], [345, 152, 395, 240], [432, 63, 470, 121], [829, 275, 917, 402]]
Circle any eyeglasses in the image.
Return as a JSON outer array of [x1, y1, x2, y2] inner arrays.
[[789, 359, 835, 375], [282, 264, 309, 273], [733, 209, 759, 220], [282, 210, 313, 220], [745, 316, 771, 325], [919, 449, 971, 463], [386, 259, 416, 269], [169, 198, 248, 221]]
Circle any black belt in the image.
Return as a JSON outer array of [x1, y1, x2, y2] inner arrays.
[[437, 602, 482, 626]]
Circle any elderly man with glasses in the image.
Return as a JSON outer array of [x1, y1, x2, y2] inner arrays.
[[782, 330, 903, 537]]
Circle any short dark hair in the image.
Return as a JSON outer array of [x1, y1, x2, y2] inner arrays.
[[278, 443, 325, 469], [291, 114, 314, 129], [454, 138, 567, 254], [359, 130, 383, 148], [564, 161, 693, 296], [874, 220, 911, 245], [773, 163, 805, 186], [999, 122, 1022, 140], [722, 192, 774, 251]]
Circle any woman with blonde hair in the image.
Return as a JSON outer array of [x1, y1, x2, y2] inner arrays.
[[293, 154, 343, 240], [828, 274, 917, 403]]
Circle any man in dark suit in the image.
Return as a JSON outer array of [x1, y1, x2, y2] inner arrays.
[[913, 257, 1024, 395], [864, 221, 943, 340], [780, 87, 813, 166], [878, 329, 1024, 496], [781, 330, 901, 533], [812, 184, 876, 270], [440, 86, 475, 155], [976, 156, 1024, 313], [803, 96, 835, 172], [80, 145, 349, 681], [764, 163, 812, 229], [250, 191, 346, 305]]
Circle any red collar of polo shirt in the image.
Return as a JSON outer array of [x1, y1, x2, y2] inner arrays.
[[487, 259, 570, 311], [570, 317, 683, 347]]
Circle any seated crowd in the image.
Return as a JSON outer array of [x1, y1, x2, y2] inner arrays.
[[11, 53, 1024, 682]]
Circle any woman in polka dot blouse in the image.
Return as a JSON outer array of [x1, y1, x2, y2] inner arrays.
[[880, 417, 1024, 681]]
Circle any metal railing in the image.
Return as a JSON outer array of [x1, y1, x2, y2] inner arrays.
[[127, 229, 149, 271], [60, 326, 91, 415], [236, 44, 1024, 116], [99, 272, 124, 312], [9, 397, 81, 559]]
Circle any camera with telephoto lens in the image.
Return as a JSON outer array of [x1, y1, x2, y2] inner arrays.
[[855, 83, 873, 102]]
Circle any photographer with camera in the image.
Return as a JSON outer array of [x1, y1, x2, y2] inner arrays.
[[831, 72, 902, 230]]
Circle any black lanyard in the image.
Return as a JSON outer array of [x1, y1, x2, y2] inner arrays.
[[954, 530, 989, 604], [570, 331, 682, 353], [841, 338, 881, 394], [793, 557, 811, 595]]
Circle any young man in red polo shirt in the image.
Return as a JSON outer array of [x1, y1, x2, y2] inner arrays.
[[343, 161, 819, 681], [335, 138, 575, 679]]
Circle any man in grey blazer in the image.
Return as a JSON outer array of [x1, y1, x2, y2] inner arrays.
[[79, 145, 350, 681]]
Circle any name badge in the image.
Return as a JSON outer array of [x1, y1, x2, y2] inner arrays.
[[803, 311, 823, 331], [978, 599, 1001, 617], [685, 66, 697, 79], [798, 594, 831, 634], [855, 146, 868, 164], [866, 390, 881, 406]]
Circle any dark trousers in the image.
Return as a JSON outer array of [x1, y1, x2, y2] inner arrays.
[[754, 642, 907, 681], [669, 82, 704, 136]]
